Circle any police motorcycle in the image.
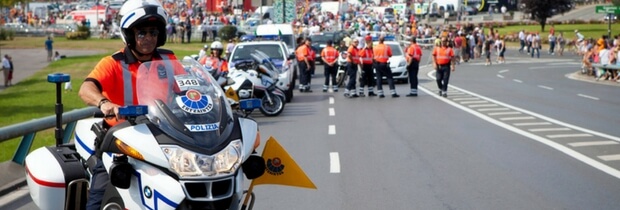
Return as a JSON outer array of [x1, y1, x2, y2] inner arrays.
[[224, 50, 286, 117], [25, 58, 267, 210], [335, 51, 349, 87]]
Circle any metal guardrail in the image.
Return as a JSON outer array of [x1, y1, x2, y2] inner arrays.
[[0, 107, 99, 165]]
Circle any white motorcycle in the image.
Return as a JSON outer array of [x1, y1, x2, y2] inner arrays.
[[335, 51, 349, 87], [224, 51, 286, 117], [25, 59, 266, 210]]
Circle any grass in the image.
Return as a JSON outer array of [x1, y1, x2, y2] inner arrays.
[[0, 36, 214, 162], [497, 23, 620, 41]]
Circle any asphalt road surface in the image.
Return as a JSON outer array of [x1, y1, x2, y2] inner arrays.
[[3, 49, 620, 210]]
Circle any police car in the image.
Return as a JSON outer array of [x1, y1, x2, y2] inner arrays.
[[228, 40, 296, 102], [370, 34, 408, 83]]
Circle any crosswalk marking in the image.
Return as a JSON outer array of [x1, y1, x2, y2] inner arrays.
[[547, 133, 593, 139], [514, 122, 553, 126], [500, 116, 536, 121], [528, 128, 571, 132], [569, 141, 619, 147], [488, 111, 521, 116], [599, 154, 620, 161], [478, 108, 510, 112], [469, 104, 498, 108]]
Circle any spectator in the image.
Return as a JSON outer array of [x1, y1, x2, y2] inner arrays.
[[45, 36, 53, 62], [2, 54, 11, 87]]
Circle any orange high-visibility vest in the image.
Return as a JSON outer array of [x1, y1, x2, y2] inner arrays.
[[406, 44, 422, 62], [321, 46, 339, 63], [433, 46, 454, 65], [347, 45, 360, 64], [373, 43, 392, 63], [296, 45, 309, 62], [358, 47, 374, 64]]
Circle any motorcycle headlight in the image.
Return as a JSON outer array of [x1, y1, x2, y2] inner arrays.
[[162, 140, 242, 178], [397, 60, 406, 67]]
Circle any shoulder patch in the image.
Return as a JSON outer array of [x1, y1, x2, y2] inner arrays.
[[111, 51, 125, 61], [157, 49, 174, 55]]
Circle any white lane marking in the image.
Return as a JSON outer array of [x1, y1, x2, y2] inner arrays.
[[578, 94, 600, 101], [547, 133, 593, 139], [478, 108, 510, 112], [330, 152, 341, 173], [460, 101, 488, 104], [528, 128, 571, 132], [538, 85, 554, 90], [500, 116, 536, 121], [453, 97, 480, 101], [329, 108, 335, 116], [497, 74, 505, 78], [513, 79, 523, 83], [499, 69, 509, 73], [469, 104, 498, 108], [599, 154, 620, 161], [0, 187, 29, 207], [328, 125, 336, 135], [488, 111, 521, 116], [568, 141, 619, 147], [329, 97, 335, 104], [514, 122, 553, 126], [424, 70, 620, 180]]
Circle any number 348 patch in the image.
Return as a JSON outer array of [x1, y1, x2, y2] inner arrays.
[[177, 79, 199, 87]]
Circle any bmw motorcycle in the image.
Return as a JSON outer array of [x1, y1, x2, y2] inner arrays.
[[224, 51, 286, 117], [25, 59, 266, 210]]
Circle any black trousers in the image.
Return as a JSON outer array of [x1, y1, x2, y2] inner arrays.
[[375, 62, 395, 91], [298, 61, 311, 87], [436, 65, 451, 92], [324, 63, 338, 87], [346, 62, 358, 91], [359, 63, 375, 88], [407, 61, 420, 90]]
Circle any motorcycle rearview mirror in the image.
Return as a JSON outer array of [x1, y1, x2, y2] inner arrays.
[[287, 53, 295, 60], [242, 155, 266, 179]]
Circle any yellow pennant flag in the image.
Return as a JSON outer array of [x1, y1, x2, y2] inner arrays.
[[251, 136, 317, 189], [225, 87, 239, 102]]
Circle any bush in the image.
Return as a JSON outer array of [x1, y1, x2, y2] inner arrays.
[[0, 29, 15, 40], [218, 25, 237, 41], [66, 25, 91, 40]]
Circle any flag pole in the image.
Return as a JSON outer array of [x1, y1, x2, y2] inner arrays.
[[241, 179, 256, 210]]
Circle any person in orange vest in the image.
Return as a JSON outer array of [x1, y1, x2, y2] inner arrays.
[[321, 39, 339, 92], [405, 37, 423, 97], [296, 37, 313, 92], [344, 39, 361, 98], [357, 35, 376, 96], [432, 37, 455, 97], [373, 36, 399, 98]]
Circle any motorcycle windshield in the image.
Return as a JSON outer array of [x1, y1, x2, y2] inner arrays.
[[135, 58, 235, 150]]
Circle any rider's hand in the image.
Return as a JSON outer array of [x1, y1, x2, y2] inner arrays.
[[100, 101, 120, 119]]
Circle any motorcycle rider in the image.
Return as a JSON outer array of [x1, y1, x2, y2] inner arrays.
[[373, 36, 399, 98], [77, 0, 180, 209], [344, 39, 360, 98], [357, 34, 377, 97], [321, 39, 339, 92], [199, 40, 229, 79], [405, 37, 423, 97]]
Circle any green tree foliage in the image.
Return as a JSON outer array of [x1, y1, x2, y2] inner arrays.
[[613, 0, 620, 6], [520, 0, 573, 32], [218, 25, 238, 41], [0, 0, 23, 8]]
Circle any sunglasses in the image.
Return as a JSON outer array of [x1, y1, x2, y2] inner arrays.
[[136, 29, 159, 39]]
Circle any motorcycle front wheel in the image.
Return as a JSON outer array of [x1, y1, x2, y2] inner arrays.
[[336, 70, 348, 87], [259, 93, 285, 116]]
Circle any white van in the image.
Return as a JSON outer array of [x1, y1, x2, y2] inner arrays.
[[255, 24, 296, 54]]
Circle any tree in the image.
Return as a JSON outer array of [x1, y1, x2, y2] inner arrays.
[[613, 0, 620, 6], [520, 0, 573, 32]]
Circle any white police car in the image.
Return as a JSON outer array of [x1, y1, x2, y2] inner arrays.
[[370, 34, 408, 83]]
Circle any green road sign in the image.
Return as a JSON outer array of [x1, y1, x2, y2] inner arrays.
[[595, 5, 620, 14]]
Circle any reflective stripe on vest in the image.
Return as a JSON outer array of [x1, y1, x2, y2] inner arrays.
[[374, 44, 390, 63], [323, 47, 338, 62], [360, 48, 373, 64], [434, 47, 452, 65], [120, 54, 173, 105]]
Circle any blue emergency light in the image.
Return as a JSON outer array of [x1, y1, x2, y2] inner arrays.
[[118, 105, 149, 117], [47, 73, 70, 83], [239, 98, 262, 110]]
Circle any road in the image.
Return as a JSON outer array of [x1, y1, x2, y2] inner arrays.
[[3, 49, 620, 209]]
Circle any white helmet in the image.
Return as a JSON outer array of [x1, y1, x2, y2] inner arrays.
[[211, 41, 223, 50], [119, 0, 168, 48]]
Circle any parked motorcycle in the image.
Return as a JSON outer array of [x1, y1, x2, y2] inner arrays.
[[224, 51, 286, 117], [25, 59, 267, 210]]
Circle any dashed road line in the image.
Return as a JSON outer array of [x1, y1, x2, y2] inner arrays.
[[499, 69, 509, 73], [330, 152, 340, 173], [497, 74, 505, 78], [329, 97, 335, 104], [329, 108, 335, 116], [599, 154, 620, 161], [513, 79, 523, 83], [538, 85, 554, 90], [328, 125, 336, 135], [547, 133, 593, 139], [578, 94, 600, 100], [488, 111, 521, 116], [514, 122, 553, 126], [568, 141, 619, 147], [478, 107, 510, 112], [528, 128, 571, 132]]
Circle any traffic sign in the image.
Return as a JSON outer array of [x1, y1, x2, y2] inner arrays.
[[595, 5, 620, 14]]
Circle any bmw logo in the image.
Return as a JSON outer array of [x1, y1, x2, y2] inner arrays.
[[144, 186, 152, 198]]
